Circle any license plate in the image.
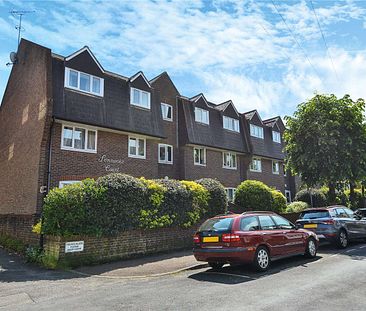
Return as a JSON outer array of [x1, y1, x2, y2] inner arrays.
[[203, 236, 219, 243], [304, 224, 317, 229]]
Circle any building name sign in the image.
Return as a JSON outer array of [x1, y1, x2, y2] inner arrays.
[[65, 241, 84, 253], [98, 154, 125, 173]]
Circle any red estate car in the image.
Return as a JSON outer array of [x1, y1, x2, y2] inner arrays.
[[193, 211, 319, 271]]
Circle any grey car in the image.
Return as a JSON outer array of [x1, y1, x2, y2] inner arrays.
[[295, 205, 366, 248]]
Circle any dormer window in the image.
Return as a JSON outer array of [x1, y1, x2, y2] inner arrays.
[[161, 103, 173, 121], [131, 87, 151, 109], [250, 124, 264, 139], [273, 131, 281, 143], [223, 116, 240, 132], [65, 67, 104, 97], [195, 108, 209, 125]]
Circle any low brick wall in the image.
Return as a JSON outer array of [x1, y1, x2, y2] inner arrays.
[[0, 214, 39, 244], [44, 227, 196, 264]]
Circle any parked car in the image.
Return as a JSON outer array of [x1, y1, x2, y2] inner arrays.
[[295, 206, 366, 248], [193, 211, 319, 272], [355, 208, 366, 219]]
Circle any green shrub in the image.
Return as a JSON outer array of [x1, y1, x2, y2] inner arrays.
[[0, 235, 26, 253], [42, 179, 105, 236], [234, 180, 272, 212], [271, 190, 287, 213], [284, 201, 310, 213], [345, 189, 364, 209], [196, 178, 227, 216], [96, 174, 149, 234], [294, 189, 327, 207]]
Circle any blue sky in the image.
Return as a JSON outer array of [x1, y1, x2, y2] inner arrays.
[[1, 0, 366, 119]]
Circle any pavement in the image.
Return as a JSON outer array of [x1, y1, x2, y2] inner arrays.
[[73, 249, 206, 278]]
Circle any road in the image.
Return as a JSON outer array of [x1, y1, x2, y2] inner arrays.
[[1, 242, 366, 311]]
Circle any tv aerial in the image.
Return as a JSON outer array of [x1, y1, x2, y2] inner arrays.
[[6, 9, 35, 66]]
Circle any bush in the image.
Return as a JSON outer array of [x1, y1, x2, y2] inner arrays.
[[294, 189, 327, 207], [234, 180, 272, 212], [42, 179, 106, 236], [96, 174, 149, 234], [0, 234, 26, 253], [196, 178, 227, 216], [284, 201, 310, 213], [271, 190, 287, 213], [345, 189, 364, 209]]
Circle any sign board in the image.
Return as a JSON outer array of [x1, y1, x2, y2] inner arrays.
[[65, 241, 84, 253]]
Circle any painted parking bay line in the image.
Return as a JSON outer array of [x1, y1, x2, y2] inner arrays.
[[204, 271, 257, 279]]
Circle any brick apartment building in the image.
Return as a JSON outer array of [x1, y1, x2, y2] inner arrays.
[[0, 39, 298, 242]]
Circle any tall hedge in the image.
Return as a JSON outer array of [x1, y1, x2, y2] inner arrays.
[[234, 180, 272, 212], [271, 190, 287, 213], [294, 189, 327, 207], [196, 178, 228, 216], [40, 174, 212, 237]]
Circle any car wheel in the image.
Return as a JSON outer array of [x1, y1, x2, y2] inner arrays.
[[208, 262, 224, 270], [253, 246, 270, 272], [336, 230, 348, 249], [304, 238, 317, 258]]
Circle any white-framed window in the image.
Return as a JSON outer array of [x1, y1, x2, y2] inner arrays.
[[273, 131, 281, 143], [223, 152, 237, 169], [250, 158, 262, 172], [161, 103, 173, 121], [223, 116, 240, 132], [285, 190, 292, 203], [130, 87, 151, 109], [158, 144, 173, 164], [195, 107, 209, 125], [61, 124, 97, 153], [272, 161, 280, 174], [128, 136, 146, 159], [64, 67, 104, 97], [250, 124, 264, 139], [194, 147, 206, 166], [59, 180, 81, 189], [226, 188, 236, 202], [283, 164, 287, 177]]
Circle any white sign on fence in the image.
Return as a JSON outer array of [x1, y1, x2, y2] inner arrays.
[[65, 241, 84, 253]]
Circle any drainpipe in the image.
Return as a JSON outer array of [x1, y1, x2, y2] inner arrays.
[[39, 116, 55, 250]]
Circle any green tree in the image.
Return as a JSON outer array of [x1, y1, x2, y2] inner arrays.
[[285, 94, 366, 204]]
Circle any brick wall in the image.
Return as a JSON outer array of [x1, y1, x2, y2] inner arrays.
[[0, 214, 39, 244], [50, 123, 164, 188], [247, 158, 285, 193], [0, 40, 52, 215], [44, 227, 195, 264]]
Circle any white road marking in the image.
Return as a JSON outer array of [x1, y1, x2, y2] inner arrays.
[[204, 271, 256, 279], [359, 245, 366, 249], [346, 249, 356, 253]]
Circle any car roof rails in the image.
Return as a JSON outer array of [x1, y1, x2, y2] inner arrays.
[[240, 211, 275, 215]]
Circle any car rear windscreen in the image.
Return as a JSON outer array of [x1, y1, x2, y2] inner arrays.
[[299, 210, 330, 219], [199, 217, 234, 231]]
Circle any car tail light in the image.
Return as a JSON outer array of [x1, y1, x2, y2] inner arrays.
[[322, 219, 335, 225], [222, 233, 240, 243], [193, 235, 200, 243]]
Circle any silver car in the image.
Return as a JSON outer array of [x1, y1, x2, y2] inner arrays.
[[296, 205, 366, 248]]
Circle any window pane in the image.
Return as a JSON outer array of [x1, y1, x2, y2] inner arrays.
[[258, 216, 276, 230], [166, 106, 172, 119], [74, 128, 86, 149], [200, 149, 205, 164], [69, 70, 78, 88], [133, 89, 140, 104], [195, 108, 201, 122], [138, 139, 145, 157], [241, 216, 260, 231], [129, 138, 137, 155], [80, 73, 90, 92], [272, 215, 292, 229], [203, 111, 209, 124], [167, 146, 172, 162], [159, 145, 165, 161], [92, 77, 100, 94], [161, 104, 166, 118], [87, 130, 96, 150], [141, 92, 149, 107], [232, 154, 237, 167], [63, 126, 73, 147]]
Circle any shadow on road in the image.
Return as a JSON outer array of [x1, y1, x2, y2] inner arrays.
[[0, 247, 85, 283], [188, 241, 366, 285]]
